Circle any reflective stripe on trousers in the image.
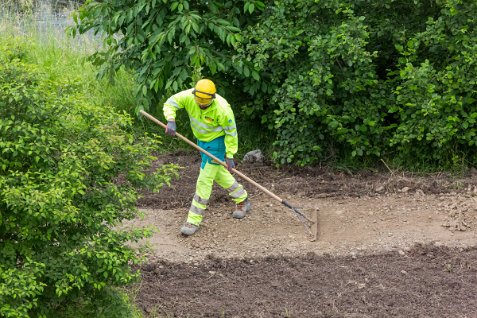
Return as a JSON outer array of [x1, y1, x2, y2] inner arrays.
[[186, 161, 247, 226]]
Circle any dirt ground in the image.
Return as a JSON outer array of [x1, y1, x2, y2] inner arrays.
[[129, 152, 477, 317]]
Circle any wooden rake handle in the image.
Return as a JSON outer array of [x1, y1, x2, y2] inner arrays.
[[140, 110, 284, 202], [140, 110, 314, 232]]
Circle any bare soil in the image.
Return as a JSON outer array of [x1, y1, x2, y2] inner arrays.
[[129, 152, 477, 317]]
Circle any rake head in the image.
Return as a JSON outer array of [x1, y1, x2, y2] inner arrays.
[[282, 200, 316, 238]]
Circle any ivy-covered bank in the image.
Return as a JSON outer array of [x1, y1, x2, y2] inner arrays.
[[0, 38, 177, 317], [74, 0, 477, 169]]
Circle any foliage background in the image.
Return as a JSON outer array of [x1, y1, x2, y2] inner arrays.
[[73, 0, 477, 170]]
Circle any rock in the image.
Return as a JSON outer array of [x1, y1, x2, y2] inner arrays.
[[243, 149, 265, 163], [470, 167, 477, 176], [375, 185, 385, 193]]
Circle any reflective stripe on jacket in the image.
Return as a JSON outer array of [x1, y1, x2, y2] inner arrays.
[[163, 88, 238, 158]]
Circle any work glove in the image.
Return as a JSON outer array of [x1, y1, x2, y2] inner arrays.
[[225, 157, 235, 172], [165, 121, 176, 136]]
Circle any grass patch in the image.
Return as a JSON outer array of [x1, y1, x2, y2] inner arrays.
[[0, 3, 138, 116]]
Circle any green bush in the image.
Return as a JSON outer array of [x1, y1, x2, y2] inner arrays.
[[388, 1, 477, 168], [237, 0, 477, 168], [0, 39, 177, 317], [70, 0, 265, 113], [72, 0, 477, 169], [237, 2, 386, 165]]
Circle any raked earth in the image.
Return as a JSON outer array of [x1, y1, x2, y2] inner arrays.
[[124, 152, 477, 317]]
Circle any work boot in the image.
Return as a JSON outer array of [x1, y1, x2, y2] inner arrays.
[[233, 199, 251, 219], [180, 223, 199, 236]]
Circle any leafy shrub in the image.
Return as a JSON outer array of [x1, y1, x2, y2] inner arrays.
[[72, 0, 477, 169], [0, 39, 177, 317], [237, 0, 477, 168], [388, 0, 477, 167], [70, 0, 265, 113], [236, 1, 403, 166]]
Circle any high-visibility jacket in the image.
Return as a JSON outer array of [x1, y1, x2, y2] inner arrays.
[[163, 88, 238, 158]]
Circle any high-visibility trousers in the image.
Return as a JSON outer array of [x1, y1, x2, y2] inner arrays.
[[186, 137, 247, 226]]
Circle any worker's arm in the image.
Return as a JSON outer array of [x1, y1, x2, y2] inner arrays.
[[163, 92, 186, 121], [221, 108, 238, 159], [163, 90, 188, 136]]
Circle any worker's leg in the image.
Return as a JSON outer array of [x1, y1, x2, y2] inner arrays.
[[215, 166, 248, 204], [215, 166, 251, 219], [182, 137, 225, 235], [185, 162, 220, 226]]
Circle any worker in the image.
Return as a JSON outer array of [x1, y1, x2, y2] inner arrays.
[[163, 79, 251, 236]]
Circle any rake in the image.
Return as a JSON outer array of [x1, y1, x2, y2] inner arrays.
[[140, 110, 317, 238]]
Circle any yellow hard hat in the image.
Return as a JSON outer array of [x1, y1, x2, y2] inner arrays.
[[192, 79, 216, 106]]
